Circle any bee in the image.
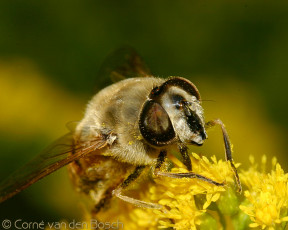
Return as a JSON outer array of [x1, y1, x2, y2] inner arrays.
[[0, 47, 241, 214]]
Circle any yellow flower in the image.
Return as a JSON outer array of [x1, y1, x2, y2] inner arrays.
[[239, 155, 288, 230], [47, 154, 288, 230], [92, 153, 236, 230]]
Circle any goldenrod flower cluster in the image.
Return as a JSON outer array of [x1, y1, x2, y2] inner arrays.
[[240, 156, 288, 230], [47, 154, 288, 230]]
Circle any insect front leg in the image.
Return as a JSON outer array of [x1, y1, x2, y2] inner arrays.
[[112, 166, 163, 209], [205, 119, 242, 193], [154, 150, 224, 186], [178, 144, 192, 171]]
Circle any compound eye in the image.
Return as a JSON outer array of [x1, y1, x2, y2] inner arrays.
[[139, 100, 175, 146]]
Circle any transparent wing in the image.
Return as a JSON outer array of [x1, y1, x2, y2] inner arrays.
[[96, 46, 151, 91], [0, 133, 108, 203]]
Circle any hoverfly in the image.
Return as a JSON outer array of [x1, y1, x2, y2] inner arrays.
[[0, 47, 241, 214]]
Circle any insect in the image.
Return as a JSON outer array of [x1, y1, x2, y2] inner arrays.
[[0, 47, 241, 213]]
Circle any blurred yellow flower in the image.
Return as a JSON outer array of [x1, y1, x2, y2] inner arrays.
[[0, 59, 84, 139]]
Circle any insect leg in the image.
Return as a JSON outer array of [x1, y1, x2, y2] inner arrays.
[[155, 150, 167, 170], [155, 171, 224, 186], [112, 166, 163, 209], [178, 144, 192, 171], [154, 150, 224, 186], [205, 119, 242, 193]]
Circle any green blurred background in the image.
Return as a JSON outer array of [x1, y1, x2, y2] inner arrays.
[[0, 0, 288, 223]]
